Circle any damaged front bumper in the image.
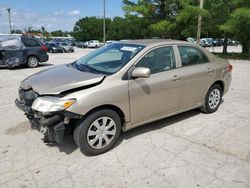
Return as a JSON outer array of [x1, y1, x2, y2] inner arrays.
[[15, 89, 82, 144]]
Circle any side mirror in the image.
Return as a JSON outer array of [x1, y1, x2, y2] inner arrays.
[[131, 67, 151, 78]]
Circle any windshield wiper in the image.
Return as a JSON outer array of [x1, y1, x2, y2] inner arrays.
[[76, 63, 100, 74]]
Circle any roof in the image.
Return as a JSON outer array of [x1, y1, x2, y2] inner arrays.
[[120, 39, 190, 46]]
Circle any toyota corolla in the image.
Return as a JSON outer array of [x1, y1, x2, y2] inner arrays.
[[15, 39, 232, 155]]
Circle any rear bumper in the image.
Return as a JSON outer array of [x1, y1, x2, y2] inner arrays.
[[40, 54, 49, 62], [223, 74, 232, 95]]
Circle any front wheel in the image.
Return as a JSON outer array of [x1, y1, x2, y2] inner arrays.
[[26, 56, 39, 68], [201, 84, 222, 113], [74, 109, 121, 156]]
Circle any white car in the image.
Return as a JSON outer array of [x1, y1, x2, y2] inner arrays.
[[88, 40, 101, 48]]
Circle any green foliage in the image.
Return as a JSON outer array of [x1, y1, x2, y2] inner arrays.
[[123, 0, 156, 18], [72, 17, 111, 41], [69, 0, 250, 55], [176, 4, 208, 38], [11, 29, 23, 34], [107, 16, 151, 40], [149, 20, 172, 38], [220, 8, 250, 53], [51, 30, 63, 37]]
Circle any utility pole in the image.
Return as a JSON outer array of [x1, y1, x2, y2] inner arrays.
[[196, 0, 204, 43], [6, 8, 12, 34], [103, 0, 106, 44]]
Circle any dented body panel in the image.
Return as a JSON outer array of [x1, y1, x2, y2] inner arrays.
[[0, 37, 48, 68]]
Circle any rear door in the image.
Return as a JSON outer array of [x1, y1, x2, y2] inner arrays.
[[177, 45, 215, 109], [129, 46, 182, 125], [21, 38, 43, 61]]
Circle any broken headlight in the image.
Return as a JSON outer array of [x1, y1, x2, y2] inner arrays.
[[31, 97, 76, 113]]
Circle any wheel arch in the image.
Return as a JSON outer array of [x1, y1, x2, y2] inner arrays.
[[83, 104, 126, 124], [27, 54, 40, 62], [211, 80, 224, 93]]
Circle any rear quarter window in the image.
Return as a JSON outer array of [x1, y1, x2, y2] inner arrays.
[[178, 46, 208, 67], [21, 38, 40, 47]]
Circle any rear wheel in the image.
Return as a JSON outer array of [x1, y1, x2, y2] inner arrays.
[[201, 84, 222, 113], [26, 56, 39, 68], [74, 109, 121, 156]]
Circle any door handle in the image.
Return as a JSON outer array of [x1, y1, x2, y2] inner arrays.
[[172, 75, 180, 81]]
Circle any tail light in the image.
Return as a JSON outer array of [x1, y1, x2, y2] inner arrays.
[[41, 45, 48, 52], [227, 64, 233, 72]]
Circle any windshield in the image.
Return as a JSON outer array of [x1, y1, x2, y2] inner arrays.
[[75, 43, 145, 75]]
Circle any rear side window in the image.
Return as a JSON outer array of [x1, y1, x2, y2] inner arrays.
[[178, 46, 208, 67], [21, 38, 40, 47], [136, 46, 176, 74]]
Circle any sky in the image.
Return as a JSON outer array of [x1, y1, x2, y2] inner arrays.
[[0, 0, 124, 33]]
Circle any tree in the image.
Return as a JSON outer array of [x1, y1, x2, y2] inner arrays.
[[107, 17, 131, 40], [11, 29, 23, 34], [51, 30, 63, 37], [220, 8, 250, 53], [175, 1, 208, 39], [203, 0, 250, 53], [72, 17, 111, 41], [149, 20, 172, 38]]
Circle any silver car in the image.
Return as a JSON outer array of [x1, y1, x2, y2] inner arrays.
[[15, 39, 232, 155], [59, 42, 74, 52]]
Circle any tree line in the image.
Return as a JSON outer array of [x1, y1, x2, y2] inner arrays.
[[72, 0, 250, 53]]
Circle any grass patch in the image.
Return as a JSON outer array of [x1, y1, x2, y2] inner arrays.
[[213, 52, 250, 60]]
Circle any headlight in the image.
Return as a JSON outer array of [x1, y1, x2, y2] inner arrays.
[[31, 97, 76, 113]]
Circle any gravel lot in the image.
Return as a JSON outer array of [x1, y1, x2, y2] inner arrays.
[[0, 47, 250, 188]]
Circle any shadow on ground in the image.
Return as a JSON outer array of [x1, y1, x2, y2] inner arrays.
[[31, 109, 201, 155], [46, 135, 78, 155], [115, 109, 201, 148]]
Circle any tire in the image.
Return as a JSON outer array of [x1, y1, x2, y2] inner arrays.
[[26, 56, 39, 68], [200, 84, 222, 113], [74, 109, 121, 156]]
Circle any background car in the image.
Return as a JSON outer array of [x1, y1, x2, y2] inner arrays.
[[87, 40, 101, 48], [59, 42, 74, 52], [76, 41, 87, 48], [200, 38, 212, 47], [46, 43, 63, 53], [0, 36, 48, 68], [186, 37, 196, 43]]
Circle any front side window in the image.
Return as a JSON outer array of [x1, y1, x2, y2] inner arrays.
[[75, 43, 144, 75], [136, 46, 176, 74], [178, 46, 208, 67]]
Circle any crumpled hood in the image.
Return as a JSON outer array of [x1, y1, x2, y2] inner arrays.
[[21, 64, 105, 95]]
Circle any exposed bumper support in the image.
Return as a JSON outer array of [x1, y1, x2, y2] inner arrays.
[[15, 97, 82, 144]]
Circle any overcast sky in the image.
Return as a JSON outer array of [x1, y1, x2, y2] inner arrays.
[[0, 0, 124, 33]]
